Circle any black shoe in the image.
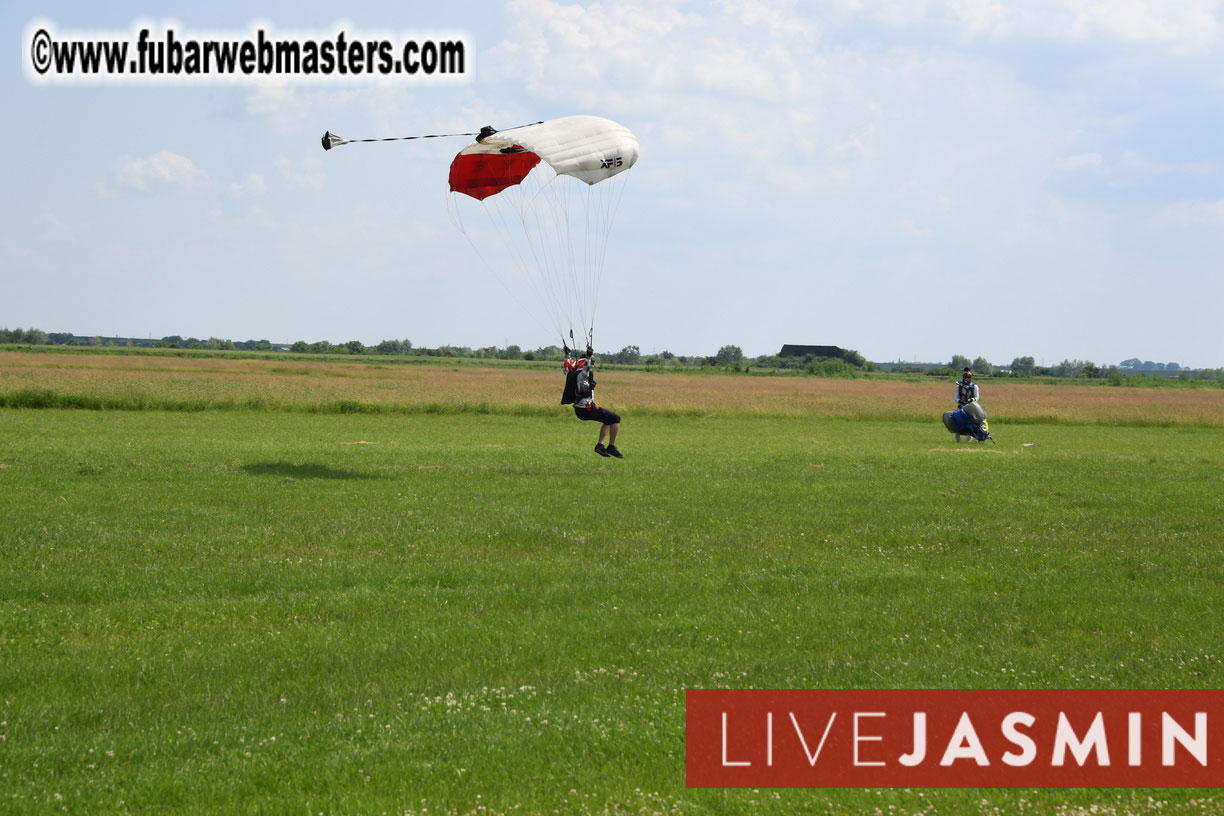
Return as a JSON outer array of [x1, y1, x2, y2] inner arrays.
[[594, 443, 611, 457], [606, 444, 623, 459]]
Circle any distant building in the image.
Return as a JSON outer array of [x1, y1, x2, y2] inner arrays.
[[779, 344, 845, 359]]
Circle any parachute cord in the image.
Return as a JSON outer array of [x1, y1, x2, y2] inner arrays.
[[330, 131, 478, 145], [561, 183, 584, 334], [494, 195, 564, 339], [505, 164, 619, 345], [524, 172, 584, 340], [517, 171, 574, 338], [582, 184, 595, 334], [589, 184, 601, 334], [535, 174, 581, 335], [588, 170, 630, 332], [320, 121, 544, 150], [448, 189, 565, 342], [499, 175, 571, 342], [443, 141, 631, 352]]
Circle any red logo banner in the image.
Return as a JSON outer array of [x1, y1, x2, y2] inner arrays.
[[686, 689, 1223, 788]]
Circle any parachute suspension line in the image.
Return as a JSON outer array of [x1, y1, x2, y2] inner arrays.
[[566, 179, 598, 340], [523, 170, 628, 348], [584, 183, 599, 335], [532, 176, 572, 333], [586, 170, 631, 338], [566, 327, 593, 356], [553, 178, 585, 337], [515, 169, 574, 341], [442, 116, 636, 351], [579, 186, 594, 339], [447, 185, 564, 343], [448, 202, 553, 340], [324, 131, 477, 149], [522, 172, 585, 340], [526, 175, 566, 330], [513, 172, 571, 343], [496, 179, 569, 342], [320, 122, 544, 150]]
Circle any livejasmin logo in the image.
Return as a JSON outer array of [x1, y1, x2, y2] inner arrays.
[[685, 690, 1223, 788]]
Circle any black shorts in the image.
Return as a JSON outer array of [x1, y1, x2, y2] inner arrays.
[[575, 405, 620, 425]]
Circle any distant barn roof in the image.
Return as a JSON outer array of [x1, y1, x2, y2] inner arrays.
[[779, 344, 845, 358]]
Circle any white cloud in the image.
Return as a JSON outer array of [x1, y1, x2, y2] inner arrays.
[[1061, 152, 1103, 170], [489, 0, 815, 108], [245, 81, 291, 113], [275, 156, 327, 190], [228, 172, 267, 198], [1055, 0, 1221, 52], [245, 83, 308, 133], [899, 216, 934, 240], [110, 151, 280, 202], [244, 82, 367, 136], [39, 215, 84, 244], [1152, 199, 1224, 227], [114, 150, 213, 194], [1121, 150, 1216, 176], [831, 0, 1222, 52], [486, 0, 1074, 236]]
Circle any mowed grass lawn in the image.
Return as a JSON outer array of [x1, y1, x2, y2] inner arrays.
[[1, 354, 1222, 815]]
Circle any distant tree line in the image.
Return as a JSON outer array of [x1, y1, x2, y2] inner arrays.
[[935, 354, 1223, 382], [1118, 358, 1185, 371], [0, 329, 279, 351], [5, 327, 1222, 381], [1, 327, 51, 344], [0, 329, 876, 376]]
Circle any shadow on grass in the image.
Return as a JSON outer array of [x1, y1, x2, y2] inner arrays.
[[242, 462, 377, 480]]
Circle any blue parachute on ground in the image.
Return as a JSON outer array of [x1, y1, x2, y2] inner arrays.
[[942, 402, 993, 442]]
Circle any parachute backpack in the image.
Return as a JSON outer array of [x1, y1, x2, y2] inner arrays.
[[942, 401, 993, 442], [560, 356, 582, 405]]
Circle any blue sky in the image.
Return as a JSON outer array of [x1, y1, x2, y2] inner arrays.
[[5, 0, 1223, 367]]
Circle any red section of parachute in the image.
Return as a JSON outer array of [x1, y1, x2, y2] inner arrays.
[[448, 150, 542, 200]]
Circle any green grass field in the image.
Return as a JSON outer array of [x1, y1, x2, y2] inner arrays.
[[1, 355, 1222, 814]]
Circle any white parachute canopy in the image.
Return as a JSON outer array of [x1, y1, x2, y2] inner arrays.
[[447, 115, 639, 346]]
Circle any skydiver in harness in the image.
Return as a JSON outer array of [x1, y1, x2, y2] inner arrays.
[[943, 368, 992, 442], [562, 344, 623, 458], [954, 368, 980, 443]]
